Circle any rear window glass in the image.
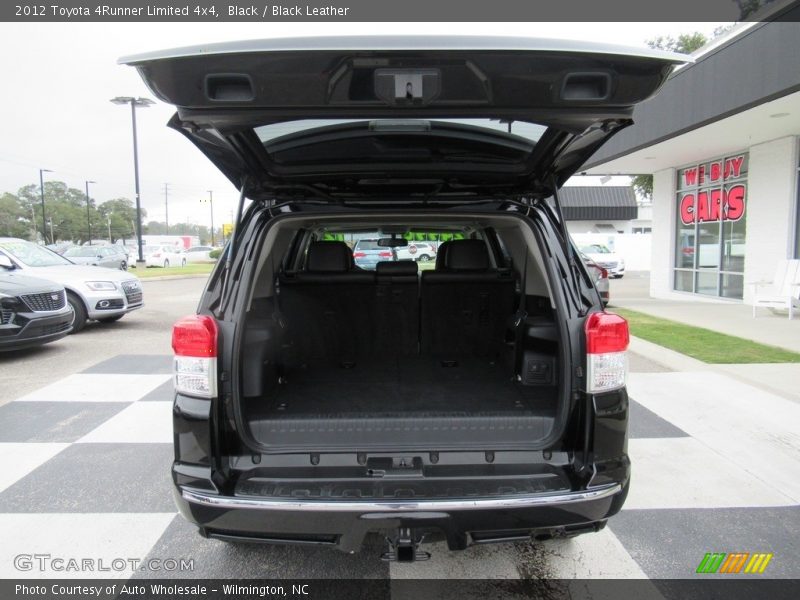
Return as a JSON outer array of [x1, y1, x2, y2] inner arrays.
[[255, 119, 546, 144]]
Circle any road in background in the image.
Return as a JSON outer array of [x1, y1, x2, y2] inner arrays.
[[0, 277, 205, 406]]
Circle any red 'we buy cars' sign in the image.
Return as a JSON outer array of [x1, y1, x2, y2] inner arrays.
[[678, 155, 746, 225]]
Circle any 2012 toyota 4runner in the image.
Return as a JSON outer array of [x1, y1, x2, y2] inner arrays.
[[122, 36, 686, 561]]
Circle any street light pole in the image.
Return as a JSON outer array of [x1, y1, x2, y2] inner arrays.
[[107, 214, 112, 243], [111, 96, 154, 266], [207, 190, 215, 246], [85, 180, 96, 245], [39, 168, 52, 244]]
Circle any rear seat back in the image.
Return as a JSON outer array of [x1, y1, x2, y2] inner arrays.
[[421, 240, 515, 358], [375, 260, 419, 356], [280, 241, 374, 363]]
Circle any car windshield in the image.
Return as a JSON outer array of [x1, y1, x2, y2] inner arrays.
[[65, 247, 103, 257], [579, 244, 611, 254], [0, 240, 72, 267]]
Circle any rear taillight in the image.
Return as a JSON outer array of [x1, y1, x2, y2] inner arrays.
[[599, 267, 608, 279], [585, 312, 629, 394], [378, 251, 393, 258], [353, 251, 366, 258], [172, 315, 218, 398], [153, 253, 161, 258]]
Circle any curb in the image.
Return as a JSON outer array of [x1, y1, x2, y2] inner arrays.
[[629, 335, 800, 403]]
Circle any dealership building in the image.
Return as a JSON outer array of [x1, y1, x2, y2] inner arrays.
[[584, 14, 800, 304]]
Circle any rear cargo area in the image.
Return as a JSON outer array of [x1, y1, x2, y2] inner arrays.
[[242, 355, 557, 450], [239, 235, 562, 451]]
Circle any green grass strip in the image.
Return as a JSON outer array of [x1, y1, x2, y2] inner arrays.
[[132, 263, 216, 278], [611, 308, 800, 364]]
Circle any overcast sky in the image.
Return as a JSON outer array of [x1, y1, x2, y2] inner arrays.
[[0, 22, 728, 226]]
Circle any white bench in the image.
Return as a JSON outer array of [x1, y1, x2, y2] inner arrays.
[[751, 259, 800, 319]]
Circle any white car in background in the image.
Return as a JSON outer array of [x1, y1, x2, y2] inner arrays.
[[184, 245, 215, 263], [577, 243, 625, 278], [143, 245, 186, 268], [395, 241, 437, 262]]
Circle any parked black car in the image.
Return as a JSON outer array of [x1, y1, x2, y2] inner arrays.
[[0, 262, 73, 351], [123, 36, 685, 560]]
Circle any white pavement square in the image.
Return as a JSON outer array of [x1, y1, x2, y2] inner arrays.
[[628, 372, 800, 504], [0, 513, 177, 579], [77, 402, 173, 444], [16, 374, 172, 403], [0, 443, 69, 494], [625, 437, 796, 509]]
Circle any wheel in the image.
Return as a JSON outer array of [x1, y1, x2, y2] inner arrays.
[[120, 261, 127, 271], [181, 258, 186, 267], [66, 292, 88, 334], [97, 315, 123, 324], [417, 254, 431, 262], [163, 259, 170, 268]]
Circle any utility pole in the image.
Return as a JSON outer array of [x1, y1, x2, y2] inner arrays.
[[39, 168, 52, 244], [203, 190, 215, 246], [164, 183, 170, 234], [107, 214, 112, 243], [85, 180, 95, 245]]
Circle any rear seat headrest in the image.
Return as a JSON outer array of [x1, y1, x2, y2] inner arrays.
[[376, 260, 418, 276], [306, 241, 354, 273], [444, 239, 490, 271], [434, 241, 451, 270]]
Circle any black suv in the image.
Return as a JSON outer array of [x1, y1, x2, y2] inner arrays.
[[124, 37, 684, 560]]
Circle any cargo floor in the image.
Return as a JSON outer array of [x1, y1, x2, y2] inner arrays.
[[243, 357, 558, 450]]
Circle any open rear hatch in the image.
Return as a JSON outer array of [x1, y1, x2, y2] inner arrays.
[[128, 37, 686, 452], [121, 36, 687, 202]]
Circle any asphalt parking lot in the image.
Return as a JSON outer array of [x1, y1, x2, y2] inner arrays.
[[1, 275, 798, 584]]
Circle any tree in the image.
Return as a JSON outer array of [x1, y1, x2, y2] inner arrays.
[[630, 175, 653, 202], [0, 192, 32, 239], [97, 198, 145, 243], [646, 32, 708, 55]]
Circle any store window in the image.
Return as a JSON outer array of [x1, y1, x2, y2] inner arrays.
[[674, 153, 748, 298]]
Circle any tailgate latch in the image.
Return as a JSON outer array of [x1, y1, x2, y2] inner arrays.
[[374, 69, 441, 106]]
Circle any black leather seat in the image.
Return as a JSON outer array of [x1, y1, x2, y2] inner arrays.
[[375, 260, 419, 355], [421, 240, 515, 357], [280, 242, 374, 363]]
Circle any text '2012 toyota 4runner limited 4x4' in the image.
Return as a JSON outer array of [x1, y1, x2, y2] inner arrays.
[[122, 37, 686, 561]]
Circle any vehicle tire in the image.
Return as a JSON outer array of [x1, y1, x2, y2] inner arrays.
[[164, 259, 170, 268], [66, 292, 88, 334], [120, 261, 127, 271], [97, 315, 123, 324], [417, 254, 431, 262], [181, 258, 186, 267]]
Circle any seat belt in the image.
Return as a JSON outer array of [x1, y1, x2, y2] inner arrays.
[[513, 250, 529, 377]]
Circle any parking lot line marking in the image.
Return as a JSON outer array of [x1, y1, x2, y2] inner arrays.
[[15, 374, 172, 403], [0, 443, 69, 493], [0, 512, 177, 579], [624, 437, 795, 510], [76, 402, 173, 444], [628, 372, 800, 503]]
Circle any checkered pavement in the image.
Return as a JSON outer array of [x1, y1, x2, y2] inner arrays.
[[1, 354, 798, 581]]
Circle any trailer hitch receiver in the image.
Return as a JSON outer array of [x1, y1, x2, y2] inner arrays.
[[381, 528, 430, 562]]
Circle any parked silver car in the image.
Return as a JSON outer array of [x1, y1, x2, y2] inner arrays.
[[0, 238, 143, 333], [64, 245, 129, 270]]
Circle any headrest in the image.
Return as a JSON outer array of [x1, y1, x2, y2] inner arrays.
[[376, 260, 418, 276], [444, 239, 490, 271], [306, 241, 353, 273], [434, 241, 452, 270]]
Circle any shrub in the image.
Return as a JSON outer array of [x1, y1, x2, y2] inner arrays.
[[209, 248, 223, 260]]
